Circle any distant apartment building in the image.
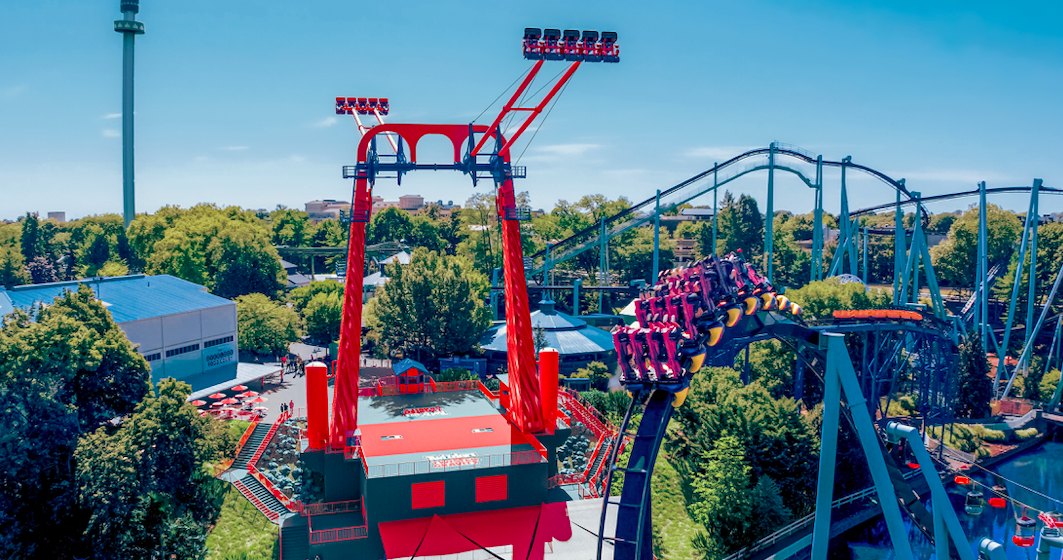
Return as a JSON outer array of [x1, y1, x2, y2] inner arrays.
[[305, 199, 351, 220], [47, 212, 66, 223]]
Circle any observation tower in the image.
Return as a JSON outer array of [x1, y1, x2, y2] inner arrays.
[[113, 0, 145, 228]]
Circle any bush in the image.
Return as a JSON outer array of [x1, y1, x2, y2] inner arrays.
[[976, 446, 992, 459], [1015, 428, 1039, 440], [1041, 369, 1061, 402], [968, 424, 1007, 443]]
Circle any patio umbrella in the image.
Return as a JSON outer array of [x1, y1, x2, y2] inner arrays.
[[232, 384, 248, 391], [190, 399, 207, 406], [208, 392, 226, 400], [253, 406, 269, 412], [219, 397, 240, 405], [247, 396, 268, 404], [240, 391, 260, 398], [210, 401, 226, 407]]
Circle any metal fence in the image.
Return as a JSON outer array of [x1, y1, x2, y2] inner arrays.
[[365, 450, 544, 478]]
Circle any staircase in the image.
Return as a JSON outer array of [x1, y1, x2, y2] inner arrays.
[[232, 423, 271, 470], [281, 524, 310, 560], [235, 474, 287, 522], [584, 435, 613, 484]]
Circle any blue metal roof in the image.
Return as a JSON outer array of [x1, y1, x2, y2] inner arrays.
[[392, 358, 430, 376], [480, 301, 615, 355], [0, 274, 233, 323]]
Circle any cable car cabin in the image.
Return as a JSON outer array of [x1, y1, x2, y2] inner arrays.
[[600, 31, 619, 63], [523, 28, 543, 59], [580, 31, 601, 62], [562, 30, 581, 61], [542, 29, 564, 60], [1014, 516, 1037, 547], [964, 489, 984, 515]]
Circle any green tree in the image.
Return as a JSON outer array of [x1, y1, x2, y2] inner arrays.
[[571, 361, 612, 391], [930, 204, 1022, 290], [208, 220, 286, 299], [76, 378, 232, 559], [689, 435, 791, 553], [367, 206, 413, 245], [956, 334, 993, 419], [436, 367, 478, 382], [19, 212, 41, 262], [784, 278, 892, 321], [612, 227, 675, 285], [715, 191, 764, 259], [290, 280, 344, 311], [0, 285, 151, 557], [235, 293, 303, 357], [304, 291, 343, 345], [269, 207, 312, 247], [364, 248, 491, 362], [26, 255, 57, 284]]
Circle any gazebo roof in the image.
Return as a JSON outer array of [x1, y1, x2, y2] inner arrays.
[[479, 300, 615, 355], [392, 358, 430, 376]]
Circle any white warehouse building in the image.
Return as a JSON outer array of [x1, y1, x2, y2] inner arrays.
[[0, 274, 238, 383]]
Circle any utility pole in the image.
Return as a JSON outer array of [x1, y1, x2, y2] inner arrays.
[[114, 0, 145, 229]]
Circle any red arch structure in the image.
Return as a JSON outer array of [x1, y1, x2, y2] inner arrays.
[[331, 31, 619, 448]]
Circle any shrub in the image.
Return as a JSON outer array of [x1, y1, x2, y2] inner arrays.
[[976, 446, 992, 459], [1015, 428, 1039, 440]]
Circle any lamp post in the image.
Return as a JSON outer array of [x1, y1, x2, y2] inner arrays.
[[114, 0, 145, 229]]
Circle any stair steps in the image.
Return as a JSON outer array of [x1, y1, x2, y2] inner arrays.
[[235, 474, 287, 523], [232, 423, 272, 470], [281, 524, 310, 560]]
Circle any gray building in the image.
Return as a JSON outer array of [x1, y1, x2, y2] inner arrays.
[[0, 274, 238, 383]]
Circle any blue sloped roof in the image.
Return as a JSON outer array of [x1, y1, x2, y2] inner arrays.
[[392, 358, 430, 375], [2, 274, 232, 323], [480, 301, 615, 355]]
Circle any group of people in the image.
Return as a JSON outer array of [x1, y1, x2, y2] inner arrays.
[[280, 354, 306, 377]]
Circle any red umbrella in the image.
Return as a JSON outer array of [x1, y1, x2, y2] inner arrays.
[[219, 397, 240, 405], [190, 399, 207, 406], [247, 396, 268, 404], [240, 391, 260, 398], [208, 392, 227, 400], [232, 384, 248, 391], [210, 401, 226, 407]]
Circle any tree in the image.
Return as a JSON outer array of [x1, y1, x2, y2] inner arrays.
[[436, 368, 478, 382], [930, 204, 1022, 290], [76, 378, 232, 559], [533, 325, 548, 352], [956, 334, 993, 419], [290, 280, 344, 311], [0, 285, 150, 557], [689, 435, 791, 553], [715, 192, 764, 258], [235, 293, 303, 357], [612, 227, 675, 285], [365, 248, 491, 362], [270, 208, 312, 247], [208, 220, 286, 299], [19, 212, 41, 262], [784, 278, 892, 321], [304, 291, 343, 345], [25, 255, 57, 284], [571, 361, 612, 391], [367, 206, 413, 245]]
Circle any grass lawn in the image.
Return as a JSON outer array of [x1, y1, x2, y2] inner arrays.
[[206, 485, 280, 560], [651, 453, 701, 559]]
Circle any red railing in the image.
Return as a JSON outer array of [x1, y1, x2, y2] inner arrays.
[[233, 479, 280, 522], [248, 463, 300, 512], [558, 390, 614, 440], [432, 380, 480, 392], [581, 432, 608, 481], [213, 417, 261, 477], [307, 501, 368, 543]]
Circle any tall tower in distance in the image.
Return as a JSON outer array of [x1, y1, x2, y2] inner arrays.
[[114, 0, 145, 229]]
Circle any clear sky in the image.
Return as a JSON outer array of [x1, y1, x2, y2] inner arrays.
[[2, 0, 1062, 222]]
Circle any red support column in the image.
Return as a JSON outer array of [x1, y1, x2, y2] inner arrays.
[[332, 178, 371, 449], [499, 179, 545, 433]]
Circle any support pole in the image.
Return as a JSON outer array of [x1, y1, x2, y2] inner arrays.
[[1023, 179, 1043, 373], [544, 242, 552, 302], [996, 194, 1036, 394], [765, 143, 776, 282], [894, 183, 905, 306], [810, 340, 841, 560], [977, 181, 988, 342], [812, 155, 824, 282], [114, 0, 145, 229], [599, 218, 607, 313], [829, 156, 852, 278], [1002, 256, 1063, 399], [491, 268, 501, 321], [652, 189, 661, 283], [812, 334, 915, 560], [863, 226, 869, 284], [573, 278, 582, 317], [712, 164, 719, 256]]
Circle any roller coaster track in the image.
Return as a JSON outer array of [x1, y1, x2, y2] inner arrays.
[[850, 185, 1063, 217], [597, 255, 962, 560], [527, 143, 920, 277]]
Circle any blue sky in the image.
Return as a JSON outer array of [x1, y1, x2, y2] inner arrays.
[[2, 0, 1062, 222]]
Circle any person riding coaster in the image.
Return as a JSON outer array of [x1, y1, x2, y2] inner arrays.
[[613, 250, 800, 403]]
